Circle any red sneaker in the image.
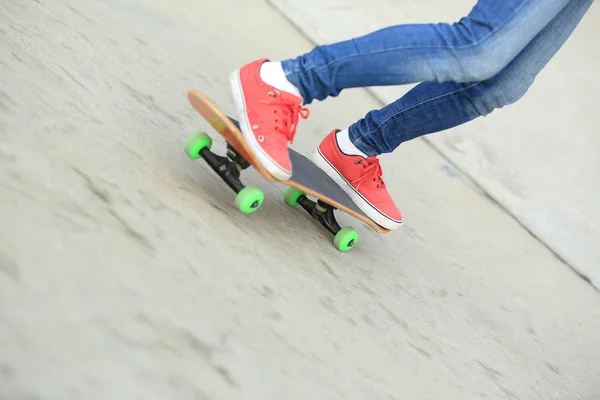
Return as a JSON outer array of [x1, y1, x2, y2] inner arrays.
[[229, 58, 309, 181], [312, 130, 403, 230]]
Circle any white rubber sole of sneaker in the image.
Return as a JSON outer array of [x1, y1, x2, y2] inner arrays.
[[312, 147, 403, 230], [229, 70, 292, 181]]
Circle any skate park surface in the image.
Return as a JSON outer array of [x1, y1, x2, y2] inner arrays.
[[1, 0, 599, 399]]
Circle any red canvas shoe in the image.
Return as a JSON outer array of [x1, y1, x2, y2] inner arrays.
[[229, 58, 309, 181], [312, 130, 403, 230]]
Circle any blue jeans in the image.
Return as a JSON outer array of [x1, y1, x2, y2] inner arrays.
[[281, 0, 593, 156]]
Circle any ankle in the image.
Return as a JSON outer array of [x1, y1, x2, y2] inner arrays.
[[336, 129, 368, 158], [259, 61, 302, 99]]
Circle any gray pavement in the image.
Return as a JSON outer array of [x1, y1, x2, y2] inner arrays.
[[1, 0, 599, 399]]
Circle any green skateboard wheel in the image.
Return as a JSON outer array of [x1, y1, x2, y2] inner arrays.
[[235, 186, 264, 214], [184, 132, 212, 159], [333, 227, 359, 252], [283, 187, 305, 207]]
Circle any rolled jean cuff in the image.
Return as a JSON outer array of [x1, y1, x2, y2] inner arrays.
[[348, 125, 380, 157], [280, 59, 311, 104]]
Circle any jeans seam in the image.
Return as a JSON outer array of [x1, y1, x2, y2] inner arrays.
[[353, 82, 482, 146], [286, 1, 531, 74]]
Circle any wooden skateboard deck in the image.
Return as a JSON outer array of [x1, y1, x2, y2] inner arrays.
[[187, 88, 390, 234]]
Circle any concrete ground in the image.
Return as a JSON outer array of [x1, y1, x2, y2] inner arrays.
[[1, 0, 599, 399]]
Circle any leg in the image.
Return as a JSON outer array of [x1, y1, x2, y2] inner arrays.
[[228, 0, 572, 183], [312, 0, 592, 230], [346, 0, 593, 156], [282, 0, 574, 104]]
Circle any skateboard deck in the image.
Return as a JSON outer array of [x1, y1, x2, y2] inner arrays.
[[186, 88, 390, 236]]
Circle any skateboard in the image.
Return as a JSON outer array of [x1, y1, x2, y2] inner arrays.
[[184, 89, 391, 252]]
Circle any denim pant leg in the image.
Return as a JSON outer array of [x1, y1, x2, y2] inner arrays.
[[348, 0, 593, 156], [281, 0, 572, 104]]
